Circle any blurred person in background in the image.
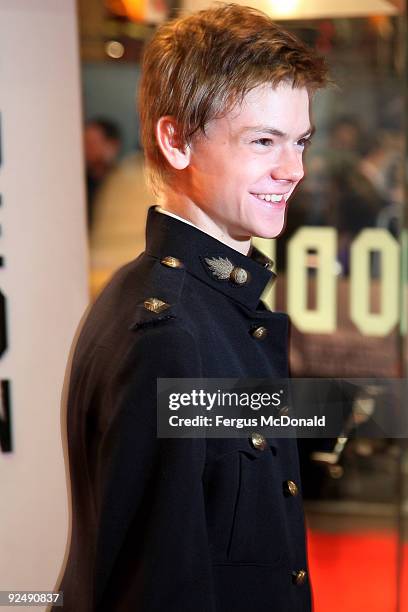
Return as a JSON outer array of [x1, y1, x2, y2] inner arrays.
[[89, 149, 153, 298], [84, 118, 122, 230], [55, 4, 328, 611]]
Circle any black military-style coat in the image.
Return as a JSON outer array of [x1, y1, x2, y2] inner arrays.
[[56, 206, 311, 612]]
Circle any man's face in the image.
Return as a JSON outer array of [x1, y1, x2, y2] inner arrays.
[[187, 82, 311, 241]]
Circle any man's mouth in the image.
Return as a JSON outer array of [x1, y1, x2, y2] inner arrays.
[[250, 193, 290, 203]]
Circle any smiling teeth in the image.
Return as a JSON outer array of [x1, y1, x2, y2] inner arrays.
[[254, 194, 285, 202]]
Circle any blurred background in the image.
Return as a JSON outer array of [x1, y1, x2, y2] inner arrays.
[[1, 1, 407, 610]]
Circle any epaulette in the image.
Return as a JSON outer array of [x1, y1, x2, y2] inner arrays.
[[128, 255, 186, 331]]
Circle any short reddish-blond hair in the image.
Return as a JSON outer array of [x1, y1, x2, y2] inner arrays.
[[139, 3, 328, 191]]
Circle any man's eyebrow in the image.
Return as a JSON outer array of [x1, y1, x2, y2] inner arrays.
[[239, 125, 315, 139]]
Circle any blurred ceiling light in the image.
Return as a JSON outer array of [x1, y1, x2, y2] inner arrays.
[[268, 0, 301, 17], [105, 0, 144, 21], [121, 0, 144, 22], [182, 0, 399, 19], [106, 0, 168, 23], [105, 40, 125, 59]]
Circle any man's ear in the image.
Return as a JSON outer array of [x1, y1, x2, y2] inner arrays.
[[155, 116, 191, 170]]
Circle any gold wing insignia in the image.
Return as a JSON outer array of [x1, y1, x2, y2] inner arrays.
[[204, 256, 234, 280]]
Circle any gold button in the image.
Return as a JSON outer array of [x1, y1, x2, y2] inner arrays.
[[143, 297, 170, 314], [250, 432, 267, 451], [161, 256, 183, 268], [292, 569, 307, 586], [278, 405, 290, 417], [284, 480, 299, 497], [251, 326, 268, 340], [230, 266, 249, 285]]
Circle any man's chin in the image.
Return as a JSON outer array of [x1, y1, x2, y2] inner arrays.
[[252, 217, 287, 240]]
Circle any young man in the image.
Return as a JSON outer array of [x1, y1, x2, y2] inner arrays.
[[57, 4, 328, 611]]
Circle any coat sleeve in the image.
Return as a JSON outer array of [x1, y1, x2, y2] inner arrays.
[[92, 323, 216, 612]]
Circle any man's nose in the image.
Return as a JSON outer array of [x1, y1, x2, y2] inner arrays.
[[273, 147, 304, 183]]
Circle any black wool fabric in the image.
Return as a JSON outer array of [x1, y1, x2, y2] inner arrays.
[[55, 206, 311, 612]]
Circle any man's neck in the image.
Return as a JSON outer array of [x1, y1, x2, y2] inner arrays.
[[156, 206, 197, 229], [158, 192, 251, 255]]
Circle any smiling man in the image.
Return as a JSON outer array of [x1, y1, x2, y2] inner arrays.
[[56, 4, 328, 612], [154, 82, 311, 249]]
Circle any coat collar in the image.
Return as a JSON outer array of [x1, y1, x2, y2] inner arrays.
[[144, 206, 276, 311]]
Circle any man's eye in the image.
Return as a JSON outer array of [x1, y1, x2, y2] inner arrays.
[[297, 138, 312, 149], [253, 138, 274, 147]]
